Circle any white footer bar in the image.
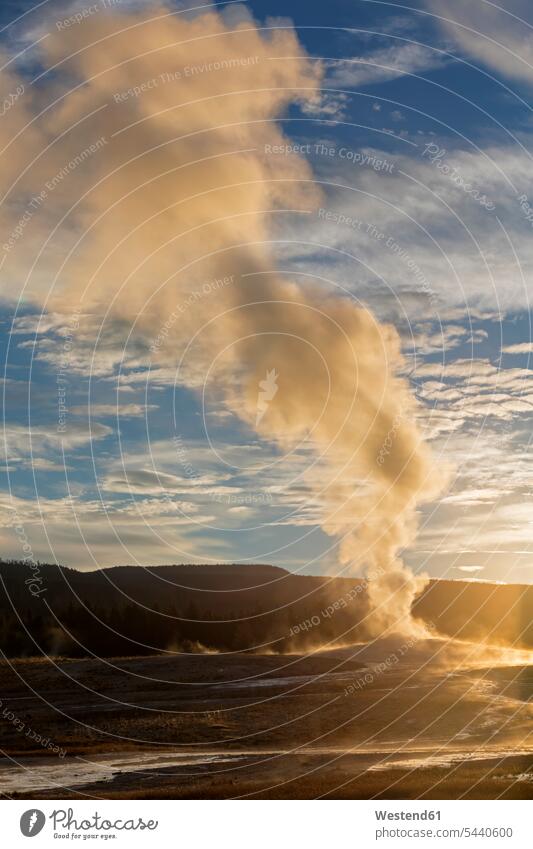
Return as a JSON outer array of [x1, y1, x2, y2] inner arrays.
[[1, 799, 530, 848]]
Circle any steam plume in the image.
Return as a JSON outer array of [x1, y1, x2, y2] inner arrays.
[[0, 3, 444, 634]]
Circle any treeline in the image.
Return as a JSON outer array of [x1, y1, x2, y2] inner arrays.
[[3, 559, 531, 658], [0, 560, 369, 658]]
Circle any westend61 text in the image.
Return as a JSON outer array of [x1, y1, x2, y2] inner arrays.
[[375, 810, 441, 821]]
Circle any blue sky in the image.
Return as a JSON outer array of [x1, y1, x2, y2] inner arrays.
[[0, 0, 532, 583]]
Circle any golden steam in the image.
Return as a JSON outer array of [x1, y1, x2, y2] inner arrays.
[[0, 3, 444, 634]]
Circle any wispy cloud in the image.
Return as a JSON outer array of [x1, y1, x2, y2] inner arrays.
[[70, 403, 158, 418], [502, 342, 533, 354], [426, 0, 533, 85], [323, 42, 449, 88]]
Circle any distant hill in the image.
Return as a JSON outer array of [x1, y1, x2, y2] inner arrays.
[[414, 578, 533, 649], [0, 560, 369, 657], [0, 560, 531, 657], [0, 561, 293, 611]]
